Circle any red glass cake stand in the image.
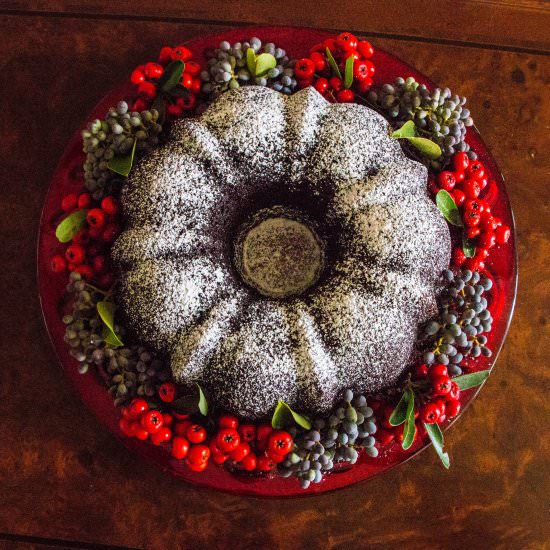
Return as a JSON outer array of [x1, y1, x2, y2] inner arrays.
[[37, 26, 517, 497]]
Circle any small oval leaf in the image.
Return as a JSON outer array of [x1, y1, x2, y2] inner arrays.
[[463, 237, 476, 258], [453, 370, 491, 390], [97, 301, 123, 347], [157, 60, 185, 92], [424, 422, 450, 469], [55, 209, 88, 243], [401, 389, 416, 450], [325, 47, 342, 80], [406, 137, 442, 159], [254, 53, 277, 77], [389, 390, 409, 426], [436, 190, 463, 227], [246, 48, 257, 75], [344, 55, 354, 89], [196, 383, 208, 416], [272, 400, 311, 430], [390, 120, 416, 139], [108, 139, 137, 178]]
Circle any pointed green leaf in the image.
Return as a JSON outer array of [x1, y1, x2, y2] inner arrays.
[[157, 60, 185, 92], [390, 120, 416, 139], [272, 400, 311, 430], [325, 47, 342, 80], [255, 53, 277, 77], [389, 389, 410, 426], [97, 301, 123, 347], [108, 138, 137, 177], [55, 209, 88, 243], [424, 422, 450, 469], [453, 370, 491, 390], [246, 47, 257, 76], [167, 85, 190, 98], [401, 390, 416, 450], [344, 55, 354, 89], [406, 137, 442, 160], [463, 237, 476, 258], [196, 383, 208, 416], [436, 190, 463, 227], [151, 95, 166, 125]]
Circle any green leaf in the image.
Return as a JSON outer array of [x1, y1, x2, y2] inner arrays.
[[246, 47, 257, 76], [196, 383, 208, 416], [55, 209, 87, 243], [436, 190, 463, 227], [407, 137, 442, 160], [453, 370, 491, 390], [424, 422, 450, 469], [157, 60, 185, 92], [272, 400, 311, 430], [390, 120, 416, 139], [167, 85, 190, 98], [254, 53, 277, 77], [97, 301, 123, 348], [344, 55, 354, 89], [463, 237, 476, 258], [401, 390, 416, 450], [389, 390, 410, 426], [108, 138, 137, 177], [151, 95, 166, 125], [325, 47, 342, 80], [170, 394, 199, 416]]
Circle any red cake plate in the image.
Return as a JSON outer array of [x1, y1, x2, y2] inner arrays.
[[37, 26, 517, 497]]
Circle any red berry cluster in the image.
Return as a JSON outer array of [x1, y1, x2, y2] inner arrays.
[[294, 32, 375, 103], [431, 152, 511, 271], [415, 364, 461, 423], [50, 193, 120, 287], [129, 45, 202, 116], [371, 399, 422, 447]]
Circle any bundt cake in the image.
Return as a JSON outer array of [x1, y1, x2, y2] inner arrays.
[[112, 86, 451, 419]]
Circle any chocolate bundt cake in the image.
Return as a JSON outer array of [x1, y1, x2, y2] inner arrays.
[[112, 86, 451, 419]]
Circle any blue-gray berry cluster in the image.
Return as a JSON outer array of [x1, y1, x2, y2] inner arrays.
[[280, 389, 378, 489], [201, 37, 297, 97], [367, 77, 476, 169], [421, 269, 493, 376], [82, 101, 163, 199]]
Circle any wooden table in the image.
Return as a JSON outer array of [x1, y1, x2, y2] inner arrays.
[[1, 2, 549, 548]]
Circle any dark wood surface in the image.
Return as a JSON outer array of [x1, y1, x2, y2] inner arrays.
[[1, 3, 549, 549]]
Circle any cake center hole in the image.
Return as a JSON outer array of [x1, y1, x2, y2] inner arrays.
[[234, 207, 325, 299]]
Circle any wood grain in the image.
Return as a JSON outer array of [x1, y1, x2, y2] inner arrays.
[[0, 10, 549, 550], [1, 0, 550, 53]]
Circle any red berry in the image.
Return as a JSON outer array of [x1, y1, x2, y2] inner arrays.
[[353, 61, 371, 82], [449, 382, 460, 401], [451, 188, 466, 207], [356, 77, 374, 94], [432, 375, 452, 396], [132, 423, 149, 440], [119, 417, 136, 437], [462, 178, 481, 199], [50, 255, 67, 273], [121, 406, 133, 421], [464, 199, 483, 213], [446, 399, 461, 417], [162, 413, 174, 427], [171, 436, 190, 459], [434, 397, 447, 417], [97, 272, 115, 289], [74, 264, 94, 280], [128, 398, 148, 419], [210, 446, 229, 465], [65, 244, 86, 265], [329, 77, 343, 91], [218, 414, 239, 429], [130, 68, 146, 85], [140, 410, 164, 434], [453, 247, 466, 266], [314, 77, 329, 94], [294, 58, 315, 79], [266, 450, 287, 463], [336, 32, 358, 52], [267, 430, 293, 456], [241, 452, 257, 471], [172, 45, 193, 61], [179, 93, 196, 111], [477, 230, 496, 249], [150, 426, 172, 446], [415, 364, 429, 378], [87, 208, 106, 229], [216, 428, 240, 453], [256, 424, 273, 444], [464, 257, 483, 271], [231, 442, 251, 462], [257, 455, 276, 472], [309, 51, 326, 72], [61, 193, 78, 212], [181, 72, 193, 90], [336, 89, 354, 103], [430, 364, 448, 378], [420, 402, 441, 424], [158, 382, 176, 403], [190, 78, 201, 95], [463, 210, 480, 227], [466, 226, 481, 239], [187, 460, 208, 472], [145, 62, 163, 79], [238, 424, 256, 443], [132, 98, 149, 112], [478, 176, 489, 190], [158, 46, 173, 65], [137, 81, 157, 100], [480, 212, 497, 232], [357, 40, 374, 58], [452, 152, 470, 172], [71, 229, 90, 246], [174, 420, 192, 436], [297, 78, 313, 89], [495, 225, 511, 244], [465, 160, 485, 180], [322, 38, 338, 52], [437, 171, 456, 191], [186, 424, 207, 444], [91, 254, 107, 274], [102, 223, 120, 243], [167, 103, 183, 118], [476, 247, 489, 259], [184, 60, 201, 76], [186, 444, 210, 469], [101, 196, 119, 217]]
